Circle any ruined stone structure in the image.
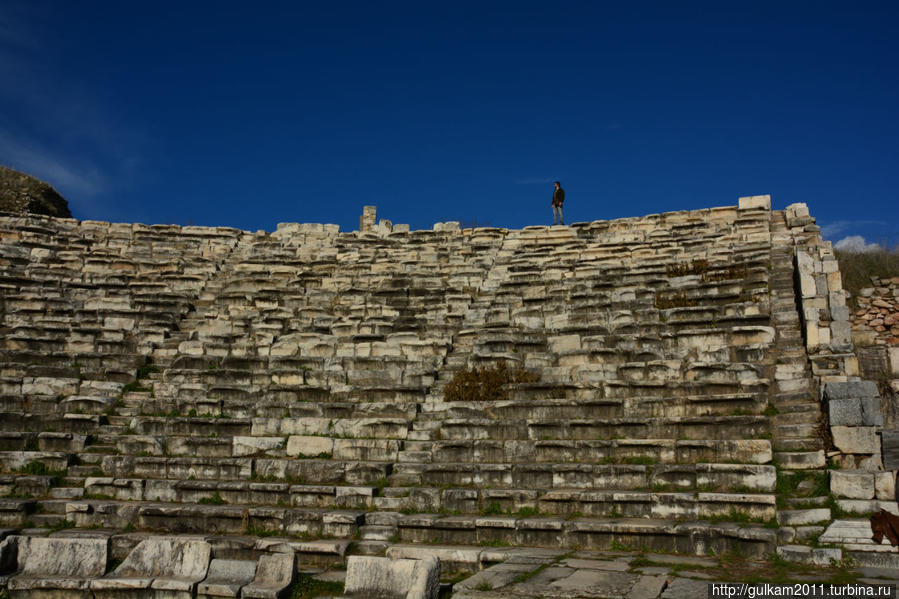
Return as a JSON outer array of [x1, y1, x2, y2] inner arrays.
[[0, 166, 72, 219], [0, 196, 895, 596]]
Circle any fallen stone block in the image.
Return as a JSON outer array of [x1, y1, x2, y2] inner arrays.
[[344, 555, 440, 599]]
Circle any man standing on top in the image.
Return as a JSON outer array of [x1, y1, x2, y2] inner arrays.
[[552, 181, 565, 226]]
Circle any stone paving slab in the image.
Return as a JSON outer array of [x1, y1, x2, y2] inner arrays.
[[659, 578, 707, 599], [548, 569, 638, 596], [560, 558, 632, 572], [628, 575, 668, 599]]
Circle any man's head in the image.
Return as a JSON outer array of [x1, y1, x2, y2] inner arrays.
[[554, 181, 561, 189]]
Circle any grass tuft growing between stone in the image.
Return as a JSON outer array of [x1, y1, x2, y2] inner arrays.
[[287, 572, 344, 598], [444, 362, 539, 402]]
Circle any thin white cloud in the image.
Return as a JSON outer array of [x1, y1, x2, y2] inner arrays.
[[820, 219, 882, 239], [834, 235, 882, 253], [0, 131, 107, 197], [0, 3, 149, 215]]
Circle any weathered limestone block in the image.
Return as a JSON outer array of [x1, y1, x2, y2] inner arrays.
[[828, 399, 862, 426], [360, 206, 377, 232], [696, 464, 776, 492], [232, 436, 285, 457], [91, 537, 211, 598], [776, 508, 831, 526], [824, 381, 879, 401], [85, 477, 145, 501], [196, 558, 257, 598], [738, 195, 771, 210], [38, 432, 86, 452], [167, 437, 233, 458], [334, 438, 400, 461], [818, 519, 877, 545], [331, 418, 409, 439], [252, 418, 327, 436], [7, 535, 108, 596], [22, 376, 79, 396], [286, 435, 334, 457], [831, 426, 879, 455], [0, 451, 69, 472], [79, 380, 125, 397], [829, 470, 875, 500], [875, 471, 895, 501], [144, 479, 179, 502], [344, 555, 440, 599], [60, 395, 115, 414], [859, 396, 883, 427], [776, 545, 841, 567], [241, 552, 296, 599]]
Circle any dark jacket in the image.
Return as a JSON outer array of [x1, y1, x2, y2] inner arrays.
[[552, 187, 565, 206]]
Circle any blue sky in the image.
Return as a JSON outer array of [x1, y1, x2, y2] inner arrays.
[[1, 2, 897, 246]]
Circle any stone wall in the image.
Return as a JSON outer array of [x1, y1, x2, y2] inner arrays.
[[782, 203, 897, 542], [851, 277, 899, 348]]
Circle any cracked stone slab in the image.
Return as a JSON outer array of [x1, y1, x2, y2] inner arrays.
[[628, 574, 669, 599], [661, 578, 710, 599], [561, 558, 632, 571], [635, 554, 717, 568], [454, 562, 535, 591], [549, 569, 640, 596]]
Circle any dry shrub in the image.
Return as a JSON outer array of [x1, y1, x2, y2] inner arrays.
[[444, 363, 540, 402], [666, 259, 747, 282], [667, 259, 708, 277], [655, 291, 698, 309], [835, 248, 899, 308]]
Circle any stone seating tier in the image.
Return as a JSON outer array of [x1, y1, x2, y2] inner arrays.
[[0, 205, 831, 563], [0, 533, 297, 599]]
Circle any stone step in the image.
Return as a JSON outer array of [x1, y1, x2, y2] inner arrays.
[[428, 438, 771, 465], [773, 390, 817, 405], [428, 393, 764, 419], [60, 499, 365, 538], [93, 454, 392, 484], [389, 516, 775, 557], [49, 486, 85, 499], [774, 424, 820, 440], [774, 450, 826, 470], [402, 441, 433, 452], [29, 513, 69, 527], [773, 438, 824, 452], [359, 524, 396, 541], [776, 507, 831, 526], [0, 498, 37, 526], [437, 415, 770, 441], [773, 409, 820, 425], [415, 462, 776, 492], [772, 401, 820, 416], [396, 450, 432, 463], [775, 378, 810, 393]]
